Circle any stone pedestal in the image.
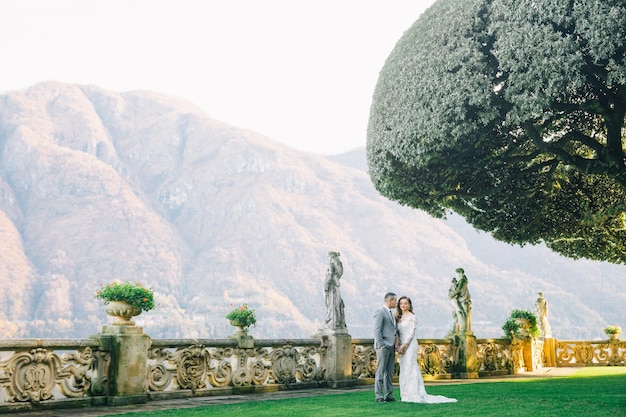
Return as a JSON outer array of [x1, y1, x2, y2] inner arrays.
[[522, 337, 538, 371], [542, 337, 556, 367], [102, 325, 151, 405], [450, 332, 478, 379], [228, 334, 254, 349], [313, 329, 354, 388]]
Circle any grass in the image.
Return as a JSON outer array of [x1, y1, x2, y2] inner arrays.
[[109, 367, 626, 417]]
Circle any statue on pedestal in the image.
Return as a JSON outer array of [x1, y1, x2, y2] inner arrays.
[[448, 268, 472, 334], [324, 251, 346, 330], [535, 292, 552, 338]]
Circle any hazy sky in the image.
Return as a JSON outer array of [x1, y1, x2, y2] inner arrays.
[[1, 0, 436, 154]]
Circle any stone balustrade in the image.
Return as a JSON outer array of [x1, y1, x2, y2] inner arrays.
[[0, 338, 110, 412], [556, 339, 625, 366], [146, 338, 326, 400], [0, 331, 623, 414], [352, 338, 516, 380]]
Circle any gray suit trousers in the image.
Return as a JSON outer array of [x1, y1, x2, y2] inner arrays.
[[375, 345, 395, 400]]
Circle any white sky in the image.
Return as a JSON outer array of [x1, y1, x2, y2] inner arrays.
[[0, 0, 436, 154]]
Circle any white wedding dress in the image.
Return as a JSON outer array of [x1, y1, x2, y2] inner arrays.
[[397, 314, 457, 403]]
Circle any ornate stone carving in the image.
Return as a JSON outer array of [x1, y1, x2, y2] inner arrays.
[[476, 341, 508, 372], [0, 346, 101, 403], [556, 340, 625, 366], [207, 347, 234, 387], [420, 343, 452, 376], [509, 340, 524, 372], [270, 345, 297, 383], [147, 345, 235, 390], [146, 348, 172, 391], [90, 349, 110, 396], [247, 348, 270, 385], [146, 342, 323, 392], [351, 344, 376, 378], [296, 346, 323, 382], [58, 347, 96, 397], [175, 345, 211, 390]]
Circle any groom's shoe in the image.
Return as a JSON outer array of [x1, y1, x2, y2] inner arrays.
[[376, 398, 385, 402], [384, 397, 396, 402]]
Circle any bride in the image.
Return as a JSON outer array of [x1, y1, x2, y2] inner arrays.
[[395, 296, 457, 404]]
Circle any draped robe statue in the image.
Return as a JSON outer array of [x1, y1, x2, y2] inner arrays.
[[449, 268, 472, 333], [535, 292, 552, 338], [324, 251, 346, 330]]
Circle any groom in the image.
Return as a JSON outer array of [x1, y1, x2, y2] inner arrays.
[[373, 292, 397, 402]]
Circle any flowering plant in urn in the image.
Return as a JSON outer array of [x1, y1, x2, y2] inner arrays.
[[95, 280, 156, 312], [226, 303, 257, 331], [604, 325, 622, 336]]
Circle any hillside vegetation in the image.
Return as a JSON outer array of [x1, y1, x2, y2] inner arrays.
[[0, 82, 623, 340]]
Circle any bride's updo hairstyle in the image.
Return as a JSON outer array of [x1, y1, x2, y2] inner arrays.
[[396, 296, 413, 320]]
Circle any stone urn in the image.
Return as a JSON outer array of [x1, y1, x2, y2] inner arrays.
[[228, 320, 254, 348], [514, 318, 530, 337], [106, 301, 141, 325], [609, 333, 620, 342], [229, 320, 247, 336]]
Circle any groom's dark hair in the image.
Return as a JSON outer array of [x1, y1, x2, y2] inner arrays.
[[384, 292, 396, 301]]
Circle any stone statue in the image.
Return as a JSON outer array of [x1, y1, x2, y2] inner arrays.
[[448, 268, 472, 333], [324, 251, 346, 330], [535, 291, 552, 338]]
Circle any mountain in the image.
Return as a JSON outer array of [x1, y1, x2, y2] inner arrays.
[[0, 82, 623, 340]]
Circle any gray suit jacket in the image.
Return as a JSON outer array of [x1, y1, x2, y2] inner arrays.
[[373, 305, 397, 349]]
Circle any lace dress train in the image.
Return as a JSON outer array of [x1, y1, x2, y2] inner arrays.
[[398, 315, 457, 404]]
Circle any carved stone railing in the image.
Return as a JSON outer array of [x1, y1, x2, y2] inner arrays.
[[352, 338, 463, 380], [352, 338, 520, 380], [352, 338, 455, 379], [0, 338, 110, 414], [534, 338, 545, 368], [417, 339, 454, 379], [476, 338, 512, 376], [1, 334, 624, 414], [146, 338, 326, 400], [556, 339, 626, 366], [351, 339, 377, 378]]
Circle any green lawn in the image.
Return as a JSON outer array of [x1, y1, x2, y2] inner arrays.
[[110, 367, 626, 417]]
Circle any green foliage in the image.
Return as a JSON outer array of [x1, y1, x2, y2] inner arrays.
[[95, 280, 156, 312], [226, 304, 257, 331], [604, 325, 622, 335], [501, 318, 519, 339], [367, 0, 626, 264], [502, 309, 540, 339]]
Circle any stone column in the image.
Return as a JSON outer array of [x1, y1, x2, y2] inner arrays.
[[522, 337, 538, 371], [102, 325, 151, 406], [542, 337, 557, 367], [450, 332, 479, 379], [313, 329, 355, 388]]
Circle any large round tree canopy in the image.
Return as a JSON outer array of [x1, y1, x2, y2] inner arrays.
[[367, 0, 626, 264]]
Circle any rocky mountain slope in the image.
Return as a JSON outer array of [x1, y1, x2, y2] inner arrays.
[[0, 82, 623, 340]]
